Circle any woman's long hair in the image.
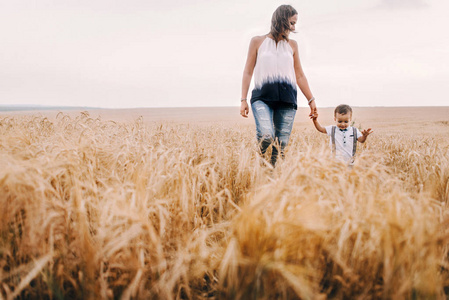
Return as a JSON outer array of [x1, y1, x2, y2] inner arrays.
[[269, 5, 297, 43]]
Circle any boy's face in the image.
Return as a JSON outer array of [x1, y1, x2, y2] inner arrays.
[[334, 113, 351, 130]]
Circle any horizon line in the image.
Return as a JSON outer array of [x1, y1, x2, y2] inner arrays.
[[1, 104, 449, 112]]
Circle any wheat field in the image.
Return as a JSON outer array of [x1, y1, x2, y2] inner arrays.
[[1, 108, 449, 299]]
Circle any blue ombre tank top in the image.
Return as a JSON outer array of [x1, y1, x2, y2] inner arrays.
[[251, 37, 297, 109]]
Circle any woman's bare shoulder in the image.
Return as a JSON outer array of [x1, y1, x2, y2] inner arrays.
[[249, 35, 267, 47], [251, 35, 267, 41], [288, 39, 298, 48], [288, 39, 298, 54]]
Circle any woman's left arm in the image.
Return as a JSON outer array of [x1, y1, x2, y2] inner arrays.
[[290, 40, 316, 117]]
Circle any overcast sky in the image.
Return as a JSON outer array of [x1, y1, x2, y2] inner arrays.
[[1, 0, 448, 108]]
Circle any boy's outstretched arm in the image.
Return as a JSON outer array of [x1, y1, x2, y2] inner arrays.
[[358, 128, 373, 143], [311, 113, 326, 134]]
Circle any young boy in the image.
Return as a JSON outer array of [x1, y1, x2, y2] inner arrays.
[[311, 104, 372, 164]]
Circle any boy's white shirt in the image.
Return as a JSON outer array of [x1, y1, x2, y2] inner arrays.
[[325, 125, 362, 163]]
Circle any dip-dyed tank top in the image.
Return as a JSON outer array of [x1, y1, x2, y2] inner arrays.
[[250, 37, 297, 109]]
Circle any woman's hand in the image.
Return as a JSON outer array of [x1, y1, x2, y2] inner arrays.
[[309, 100, 317, 119], [240, 100, 249, 118]]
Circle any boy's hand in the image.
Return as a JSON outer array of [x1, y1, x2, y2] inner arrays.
[[362, 128, 373, 137], [358, 128, 372, 143], [308, 100, 317, 119], [312, 112, 326, 133]]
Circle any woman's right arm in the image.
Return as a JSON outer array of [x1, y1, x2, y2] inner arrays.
[[240, 37, 261, 118]]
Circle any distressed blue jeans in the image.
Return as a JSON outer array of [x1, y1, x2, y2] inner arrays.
[[251, 101, 296, 166]]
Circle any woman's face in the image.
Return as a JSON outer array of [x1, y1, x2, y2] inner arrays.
[[287, 14, 298, 33]]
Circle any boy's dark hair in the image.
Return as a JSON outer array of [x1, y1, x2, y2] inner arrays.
[[334, 104, 352, 116]]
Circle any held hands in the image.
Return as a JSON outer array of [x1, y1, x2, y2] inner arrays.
[[310, 109, 326, 133], [308, 100, 317, 120], [240, 100, 249, 118]]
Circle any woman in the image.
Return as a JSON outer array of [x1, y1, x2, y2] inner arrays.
[[240, 4, 317, 166]]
